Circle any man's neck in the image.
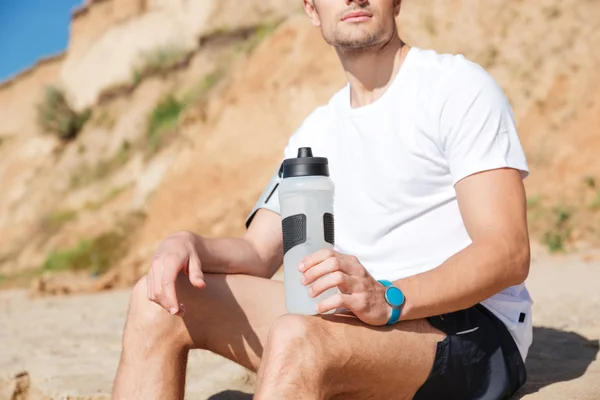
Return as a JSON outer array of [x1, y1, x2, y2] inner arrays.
[[336, 35, 409, 109]]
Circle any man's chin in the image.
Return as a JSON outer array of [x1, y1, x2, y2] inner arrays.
[[334, 38, 379, 50], [328, 27, 381, 48]]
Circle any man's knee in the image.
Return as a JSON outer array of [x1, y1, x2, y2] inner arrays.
[[266, 314, 328, 364], [259, 314, 334, 398], [123, 277, 191, 349]]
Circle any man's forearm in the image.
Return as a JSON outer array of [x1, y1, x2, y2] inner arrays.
[[394, 231, 530, 321], [189, 233, 272, 277]]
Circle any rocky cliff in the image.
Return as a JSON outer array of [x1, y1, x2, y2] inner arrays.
[[0, 0, 599, 292]]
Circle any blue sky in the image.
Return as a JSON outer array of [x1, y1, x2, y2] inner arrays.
[[0, 0, 83, 81]]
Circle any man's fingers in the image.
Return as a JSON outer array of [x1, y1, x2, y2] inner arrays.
[[316, 293, 356, 314], [302, 257, 342, 286], [151, 253, 181, 314], [150, 258, 163, 298], [161, 281, 180, 315], [145, 274, 152, 300], [309, 271, 349, 298], [299, 248, 337, 272], [148, 265, 157, 301], [188, 250, 205, 289]]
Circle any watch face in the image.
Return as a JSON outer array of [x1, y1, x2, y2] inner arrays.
[[385, 287, 405, 308]]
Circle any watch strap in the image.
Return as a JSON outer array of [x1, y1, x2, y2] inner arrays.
[[387, 306, 401, 325]]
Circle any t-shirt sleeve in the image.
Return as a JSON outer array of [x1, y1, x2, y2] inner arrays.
[[438, 61, 529, 185]]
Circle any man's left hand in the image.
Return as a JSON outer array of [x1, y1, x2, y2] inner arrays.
[[299, 249, 392, 326]]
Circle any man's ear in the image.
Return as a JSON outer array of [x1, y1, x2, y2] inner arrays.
[[394, 0, 402, 17], [303, 0, 321, 27]]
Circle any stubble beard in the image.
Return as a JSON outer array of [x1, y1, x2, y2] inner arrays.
[[326, 28, 383, 50], [324, 22, 396, 57]]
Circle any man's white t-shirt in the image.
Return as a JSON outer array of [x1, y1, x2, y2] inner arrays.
[[259, 47, 533, 360]]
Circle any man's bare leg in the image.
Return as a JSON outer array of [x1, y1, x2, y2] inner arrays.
[[112, 273, 444, 400], [112, 273, 286, 399], [254, 314, 444, 400]]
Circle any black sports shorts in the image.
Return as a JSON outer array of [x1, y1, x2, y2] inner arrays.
[[414, 304, 527, 400]]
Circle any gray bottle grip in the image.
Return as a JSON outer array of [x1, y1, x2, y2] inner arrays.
[[323, 213, 334, 245], [282, 214, 307, 255]]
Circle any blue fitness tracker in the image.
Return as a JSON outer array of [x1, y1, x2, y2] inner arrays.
[[378, 279, 405, 325]]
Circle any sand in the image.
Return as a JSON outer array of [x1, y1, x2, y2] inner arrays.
[[1, 250, 599, 399]]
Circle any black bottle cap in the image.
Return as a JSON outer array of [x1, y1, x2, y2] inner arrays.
[[282, 147, 330, 178]]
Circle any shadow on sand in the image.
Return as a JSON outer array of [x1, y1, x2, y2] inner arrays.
[[207, 390, 253, 400], [513, 326, 599, 398]]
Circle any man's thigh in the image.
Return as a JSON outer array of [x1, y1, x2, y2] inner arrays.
[[175, 273, 287, 371], [312, 314, 445, 400]]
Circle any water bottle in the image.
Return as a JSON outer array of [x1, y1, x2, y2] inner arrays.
[[279, 147, 337, 315]]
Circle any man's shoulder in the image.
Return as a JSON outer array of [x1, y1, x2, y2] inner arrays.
[[297, 89, 346, 130], [287, 103, 336, 147], [302, 104, 334, 126], [407, 47, 508, 118], [410, 47, 501, 93], [410, 47, 481, 74]]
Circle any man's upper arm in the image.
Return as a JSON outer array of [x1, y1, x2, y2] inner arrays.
[[454, 168, 530, 283], [243, 208, 283, 277], [455, 168, 528, 245]]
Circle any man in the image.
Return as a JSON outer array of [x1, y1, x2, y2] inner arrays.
[[113, 0, 532, 399]]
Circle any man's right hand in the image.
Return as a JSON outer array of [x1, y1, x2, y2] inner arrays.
[[146, 231, 205, 316]]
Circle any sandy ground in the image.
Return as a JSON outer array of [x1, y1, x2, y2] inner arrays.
[[1, 250, 599, 400]]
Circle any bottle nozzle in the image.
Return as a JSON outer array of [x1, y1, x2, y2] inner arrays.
[[297, 147, 313, 158], [283, 146, 329, 178]]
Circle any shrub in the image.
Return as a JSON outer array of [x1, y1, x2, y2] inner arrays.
[[44, 209, 77, 226], [40, 209, 78, 239], [147, 94, 185, 151], [236, 22, 279, 54], [116, 140, 131, 165], [41, 232, 125, 275], [526, 196, 541, 209], [133, 45, 190, 81], [92, 109, 116, 129], [40, 212, 145, 275], [184, 69, 225, 105], [480, 45, 499, 69], [70, 160, 112, 188], [542, 206, 572, 253], [589, 192, 600, 211], [584, 176, 596, 189], [70, 140, 132, 189], [85, 185, 130, 211], [543, 5, 561, 20], [37, 86, 91, 140], [0, 269, 37, 289]]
